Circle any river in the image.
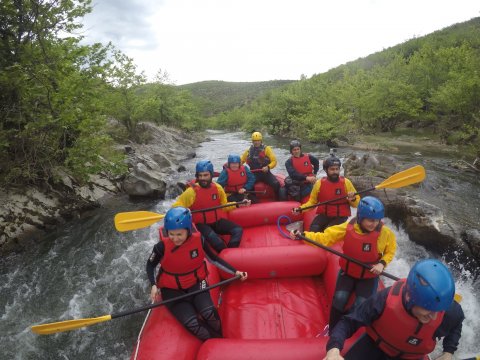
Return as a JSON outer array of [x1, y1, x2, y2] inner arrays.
[[1, 131, 479, 359]]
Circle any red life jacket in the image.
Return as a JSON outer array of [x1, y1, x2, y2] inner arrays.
[[366, 280, 444, 359], [224, 165, 248, 193], [190, 184, 226, 224], [291, 154, 314, 178], [158, 227, 208, 290], [247, 144, 270, 170], [339, 218, 382, 279], [316, 177, 351, 217]]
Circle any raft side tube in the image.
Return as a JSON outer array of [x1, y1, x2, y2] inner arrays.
[[227, 201, 302, 228], [219, 245, 328, 280]]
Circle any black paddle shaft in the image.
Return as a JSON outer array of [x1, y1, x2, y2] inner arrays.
[[191, 201, 245, 214], [111, 275, 241, 320], [298, 234, 399, 281], [299, 187, 376, 212]]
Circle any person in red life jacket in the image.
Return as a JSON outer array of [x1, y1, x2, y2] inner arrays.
[[293, 154, 360, 231], [284, 140, 320, 201], [217, 154, 258, 203], [146, 207, 248, 341], [324, 259, 464, 360], [290, 196, 397, 332], [240, 131, 287, 201], [172, 160, 251, 253]]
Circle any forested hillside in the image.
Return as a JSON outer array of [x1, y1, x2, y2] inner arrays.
[[2, 0, 479, 188], [180, 80, 295, 116], [0, 0, 203, 186], [211, 17, 480, 157]]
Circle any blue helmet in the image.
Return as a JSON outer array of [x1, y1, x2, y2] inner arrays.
[[357, 196, 384, 222], [227, 154, 241, 164], [405, 259, 455, 312], [164, 207, 192, 231], [195, 160, 214, 175]]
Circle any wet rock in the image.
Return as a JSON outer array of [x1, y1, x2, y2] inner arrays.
[[348, 167, 480, 269], [462, 229, 480, 263], [344, 153, 397, 178], [0, 123, 202, 254], [123, 163, 167, 198]]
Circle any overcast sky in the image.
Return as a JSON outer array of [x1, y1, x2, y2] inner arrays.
[[81, 0, 479, 85]]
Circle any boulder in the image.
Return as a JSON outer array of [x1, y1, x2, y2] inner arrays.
[[0, 123, 201, 254], [123, 163, 167, 198], [346, 155, 480, 270]]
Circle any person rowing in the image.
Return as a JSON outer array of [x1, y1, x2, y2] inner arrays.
[[172, 160, 250, 253], [324, 259, 464, 360], [291, 196, 397, 333], [147, 207, 248, 341]]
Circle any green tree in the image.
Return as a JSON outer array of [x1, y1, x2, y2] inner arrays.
[[103, 49, 146, 140], [135, 70, 203, 131], [0, 0, 125, 183]]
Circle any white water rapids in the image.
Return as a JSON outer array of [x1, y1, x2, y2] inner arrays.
[[1, 131, 478, 359]]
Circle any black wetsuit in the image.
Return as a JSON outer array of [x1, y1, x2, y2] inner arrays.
[[146, 237, 237, 340], [327, 286, 464, 360]]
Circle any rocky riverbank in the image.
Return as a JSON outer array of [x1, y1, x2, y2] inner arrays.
[[0, 123, 200, 255], [344, 153, 480, 272], [2, 128, 479, 274]]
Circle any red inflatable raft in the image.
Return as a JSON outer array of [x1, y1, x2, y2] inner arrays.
[[130, 201, 365, 360]]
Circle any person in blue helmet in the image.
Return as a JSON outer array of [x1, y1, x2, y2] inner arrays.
[[172, 160, 250, 252], [290, 196, 397, 332], [217, 154, 257, 203], [146, 207, 248, 341], [324, 259, 464, 360]]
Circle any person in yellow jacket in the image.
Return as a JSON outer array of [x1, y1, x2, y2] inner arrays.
[[240, 131, 286, 200], [290, 196, 397, 334], [293, 155, 360, 231], [172, 160, 250, 252]]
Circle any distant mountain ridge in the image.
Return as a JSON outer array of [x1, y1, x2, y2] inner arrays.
[[179, 80, 296, 116]]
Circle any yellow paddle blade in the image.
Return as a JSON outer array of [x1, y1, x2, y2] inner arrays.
[[454, 293, 462, 303], [114, 211, 165, 232], [31, 315, 112, 335], [375, 165, 426, 190]]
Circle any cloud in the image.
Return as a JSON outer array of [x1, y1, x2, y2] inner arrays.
[[79, 0, 480, 85], [82, 0, 163, 50]]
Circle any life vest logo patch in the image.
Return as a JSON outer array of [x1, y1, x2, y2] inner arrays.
[[335, 189, 342, 195], [212, 194, 218, 200], [190, 249, 199, 259], [406, 336, 422, 346], [241, 171, 245, 176], [303, 161, 309, 166], [362, 243, 372, 252]]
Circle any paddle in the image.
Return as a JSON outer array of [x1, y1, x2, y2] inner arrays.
[[245, 190, 267, 194], [250, 168, 265, 173], [114, 201, 245, 232], [31, 275, 241, 335], [297, 165, 426, 212], [298, 233, 399, 281], [296, 233, 462, 303]]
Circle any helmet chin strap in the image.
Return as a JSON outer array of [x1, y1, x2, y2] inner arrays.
[[403, 289, 414, 312]]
